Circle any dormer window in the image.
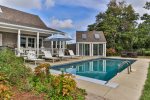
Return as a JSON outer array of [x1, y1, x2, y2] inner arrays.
[[82, 34, 87, 39], [94, 33, 100, 39]]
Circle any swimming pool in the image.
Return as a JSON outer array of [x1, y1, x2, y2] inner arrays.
[[51, 58, 135, 82]]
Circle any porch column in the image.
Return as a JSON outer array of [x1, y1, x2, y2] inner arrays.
[[51, 34, 53, 55], [103, 43, 106, 57], [17, 29, 21, 56], [76, 43, 79, 55], [59, 41, 61, 50], [51, 41, 53, 54], [37, 32, 39, 57], [63, 41, 65, 53], [89, 43, 92, 56], [91, 43, 93, 56], [105, 43, 106, 57], [90, 43, 92, 56]]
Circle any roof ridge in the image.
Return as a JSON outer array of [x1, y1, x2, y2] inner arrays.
[[0, 5, 38, 17]]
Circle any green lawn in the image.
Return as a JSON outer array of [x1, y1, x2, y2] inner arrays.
[[140, 64, 150, 100]]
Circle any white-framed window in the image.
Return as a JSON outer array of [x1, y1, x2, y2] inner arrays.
[[21, 37, 26, 48], [82, 34, 87, 39], [28, 37, 35, 48], [20, 36, 43, 48], [94, 33, 100, 39]]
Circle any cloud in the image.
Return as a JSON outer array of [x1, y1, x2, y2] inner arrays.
[[45, 0, 55, 8], [0, 0, 42, 9], [118, 0, 149, 16], [56, 0, 108, 11], [50, 18, 74, 29]]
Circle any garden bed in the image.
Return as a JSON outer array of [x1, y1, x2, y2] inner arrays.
[[0, 49, 86, 100]]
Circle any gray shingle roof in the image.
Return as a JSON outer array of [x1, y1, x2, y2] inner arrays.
[[0, 5, 61, 32], [76, 31, 106, 42]]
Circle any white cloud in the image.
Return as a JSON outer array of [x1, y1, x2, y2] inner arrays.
[[56, 0, 108, 11], [50, 18, 74, 29], [118, 0, 149, 16], [45, 0, 55, 8], [0, 0, 42, 9]]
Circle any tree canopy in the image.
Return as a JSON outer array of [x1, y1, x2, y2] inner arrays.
[[88, 0, 150, 52]]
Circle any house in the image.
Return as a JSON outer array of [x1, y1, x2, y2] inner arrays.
[[76, 31, 106, 57], [0, 5, 66, 56]]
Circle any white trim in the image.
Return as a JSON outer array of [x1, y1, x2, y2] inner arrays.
[[0, 7, 2, 13], [0, 34, 2, 46], [17, 29, 21, 56], [0, 22, 64, 34], [21, 35, 43, 49], [77, 42, 105, 56], [37, 32, 39, 56], [77, 42, 106, 44]]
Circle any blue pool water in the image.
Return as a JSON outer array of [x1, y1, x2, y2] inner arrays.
[[51, 58, 135, 81]]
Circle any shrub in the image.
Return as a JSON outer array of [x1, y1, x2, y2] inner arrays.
[[48, 73, 87, 100], [0, 49, 32, 86], [0, 49, 87, 99], [34, 63, 50, 78], [32, 64, 87, 99], [0, 73, 11, 99], [107, 48, 117, 56], [144, 51, 150, 56]]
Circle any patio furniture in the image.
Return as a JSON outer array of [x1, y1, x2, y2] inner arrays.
[[44, 34, 72, 56], [42, 50, 60, 63], [68, 50, 80, 58], [59, 49, 71, 60], [24, 51, 44, 65], [121, 51, 137, 58]]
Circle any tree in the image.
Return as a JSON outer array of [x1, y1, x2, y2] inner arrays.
[[88, 0, 139, 51], [144, 2, 150, 10], [137, 2, 150, 49]]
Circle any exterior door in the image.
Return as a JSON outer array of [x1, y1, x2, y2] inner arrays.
[[0, 34, 2, 46], [79, 43, 90, 56]]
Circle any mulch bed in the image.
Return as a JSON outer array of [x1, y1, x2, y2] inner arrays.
[[11, 87, 44, 100]]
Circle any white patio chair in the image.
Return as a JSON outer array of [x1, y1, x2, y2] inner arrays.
[[42, 50, 60, 63], [68, 50, 80, 58], [24, 51, 44, 65], [58, 49, 71, 60]]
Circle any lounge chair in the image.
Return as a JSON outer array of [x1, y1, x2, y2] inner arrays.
[[42, 50, 60, 63], [59, 49, 71, 60], [68, 50, 80, 58], [24, 51, 44, 65]]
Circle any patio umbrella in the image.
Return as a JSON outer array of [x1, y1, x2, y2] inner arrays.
[[44, 34, 72, 54], [44, 34, 72, 41]]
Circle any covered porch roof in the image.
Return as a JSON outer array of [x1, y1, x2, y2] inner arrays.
[[0, 22, 64, 35]]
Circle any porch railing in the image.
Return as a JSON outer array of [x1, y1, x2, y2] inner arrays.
[[15, 48, 66, 56]]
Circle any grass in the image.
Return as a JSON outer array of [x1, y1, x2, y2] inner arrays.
[[140, 64, 150, 100]]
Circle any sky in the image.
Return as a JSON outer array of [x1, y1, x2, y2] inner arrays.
[[0, 0, 149, 43]]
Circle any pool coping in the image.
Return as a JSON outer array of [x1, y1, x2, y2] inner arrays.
[[50, 69, 119, 88], [51, 57, 136, 67]]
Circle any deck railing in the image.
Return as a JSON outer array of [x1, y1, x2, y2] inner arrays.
[[15, 48, 66, 56]]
